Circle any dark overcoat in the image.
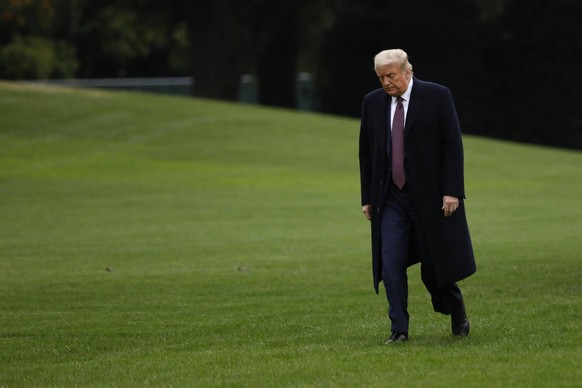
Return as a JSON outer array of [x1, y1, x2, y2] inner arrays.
[[359, 77, 476, 294]]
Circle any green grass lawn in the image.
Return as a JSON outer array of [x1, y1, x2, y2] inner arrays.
[[1, 81, 581, 387]]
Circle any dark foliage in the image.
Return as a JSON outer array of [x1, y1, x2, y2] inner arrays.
[[315, 0, 581, 149], [1, 0, 580, 148]]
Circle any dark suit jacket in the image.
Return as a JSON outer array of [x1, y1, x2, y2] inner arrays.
[[359, 77, 476, 293]]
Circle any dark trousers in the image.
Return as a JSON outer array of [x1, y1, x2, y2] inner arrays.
[[381, 183, 464, 334]]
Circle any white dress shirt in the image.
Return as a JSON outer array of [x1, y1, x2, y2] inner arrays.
[[390, 78, 413, 131]]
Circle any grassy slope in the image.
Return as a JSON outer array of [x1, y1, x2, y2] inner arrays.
[[0, 82, 581, 386]]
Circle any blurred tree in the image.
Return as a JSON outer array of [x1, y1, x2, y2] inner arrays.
[[1, 0, 579, 148], [183, 0, 310, 106], [0, 0, 79, 78], [255, 3, 300, 108], [0, 0, 56, 41], [75, 0, 187, 77], [484, 0, 582, 148], [0, 34, 78, 78], [315, 1, 390, 118], [316, 0, 486, 133], [0, 0, 188, 78], [183, 1, 255, 101]]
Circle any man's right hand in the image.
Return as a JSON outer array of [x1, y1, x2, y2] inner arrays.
[[362, 204, 372, 221]]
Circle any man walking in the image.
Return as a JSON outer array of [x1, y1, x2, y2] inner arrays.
[[359, 49, 476, 342]]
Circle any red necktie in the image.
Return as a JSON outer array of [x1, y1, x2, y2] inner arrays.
[[391, 97, 406, 189]]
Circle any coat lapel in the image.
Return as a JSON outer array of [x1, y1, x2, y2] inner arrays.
[[375, 92, 391, 155], [405, 77, 425, 137]]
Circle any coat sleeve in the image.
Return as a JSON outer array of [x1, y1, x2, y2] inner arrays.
[[439, 88, 466, 199], [359, 97, 372, 206]]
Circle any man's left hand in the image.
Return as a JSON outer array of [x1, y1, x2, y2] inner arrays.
[[442, 196, 459, 218]]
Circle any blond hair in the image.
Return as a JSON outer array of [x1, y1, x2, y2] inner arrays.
[[374, 49, 413, 73]]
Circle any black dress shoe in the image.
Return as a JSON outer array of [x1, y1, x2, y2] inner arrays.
[[452, 318, 470, 336], [386, 332, 409, 343]]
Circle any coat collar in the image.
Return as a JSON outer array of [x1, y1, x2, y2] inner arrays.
[[404, 77, 426, 136], [371, 78, 427, 154], [380, 77, 426, 143], [382, 77, 426, 133]]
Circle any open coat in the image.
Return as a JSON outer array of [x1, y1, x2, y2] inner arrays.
[[359, 77, 476, 294]]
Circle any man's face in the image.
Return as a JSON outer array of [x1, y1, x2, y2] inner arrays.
[[376, 64, 411, 97]]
